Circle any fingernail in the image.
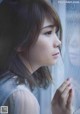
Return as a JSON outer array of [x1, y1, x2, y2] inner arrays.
[[67, 78, 72, 82], [67, 78, 69, 81], [66, 79, 70, 85]]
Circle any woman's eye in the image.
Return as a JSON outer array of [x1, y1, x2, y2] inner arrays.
[[44, 31, 52, 35]]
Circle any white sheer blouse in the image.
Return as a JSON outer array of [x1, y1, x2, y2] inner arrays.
[[4, 88, 40, 114]]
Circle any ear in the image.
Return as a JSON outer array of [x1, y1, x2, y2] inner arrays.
[[16, 46, 24, 53]]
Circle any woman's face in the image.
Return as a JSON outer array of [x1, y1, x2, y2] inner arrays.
[[19, 18, 61, 68], [27, 18, 61, 67]]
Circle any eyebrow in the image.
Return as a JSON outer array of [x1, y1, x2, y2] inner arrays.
[[41, 25, 54, 30]]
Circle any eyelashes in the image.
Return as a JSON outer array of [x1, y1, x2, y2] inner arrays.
[[44, 31, 52, 35], [42, 26, 59, 36], [43, 30, 58, 36]]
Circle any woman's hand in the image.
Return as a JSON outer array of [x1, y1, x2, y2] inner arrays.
[[51, 79, 73, 114]]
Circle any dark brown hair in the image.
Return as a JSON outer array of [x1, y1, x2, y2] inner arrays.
[[0, 0, 62, 90]]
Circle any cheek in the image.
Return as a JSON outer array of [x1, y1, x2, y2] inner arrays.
[[29, 37, 52, 63], [36, 43, 49, 54], [33, 38, 52, 56]]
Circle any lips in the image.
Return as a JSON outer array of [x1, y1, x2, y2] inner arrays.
[[52, 52, 60, 56]]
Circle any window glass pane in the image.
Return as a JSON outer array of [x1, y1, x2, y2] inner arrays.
[[51, 0, 80, 113]]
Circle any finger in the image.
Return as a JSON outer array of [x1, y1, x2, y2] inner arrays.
[[59, 84, 72, 106], [66, 89, 74, 109], [53, 79, 72, 105], [58, 78, 71, 93], [61, 84, 72, 98]]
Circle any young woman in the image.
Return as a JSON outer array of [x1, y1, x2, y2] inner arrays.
[[0, 0, 73, 114]]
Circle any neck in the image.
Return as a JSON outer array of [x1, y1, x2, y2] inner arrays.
[[18, 55, 41, 74]]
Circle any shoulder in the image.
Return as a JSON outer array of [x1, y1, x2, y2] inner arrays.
[[4, 89, 40, 114]]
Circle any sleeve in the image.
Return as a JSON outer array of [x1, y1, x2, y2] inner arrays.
[[4, 89, 40, 114]]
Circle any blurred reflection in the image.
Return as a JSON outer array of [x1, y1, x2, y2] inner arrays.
[[69, 26, 80, 66], [68, 25, 80, 66]]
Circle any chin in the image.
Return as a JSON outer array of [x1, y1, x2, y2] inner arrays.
[[46, 60, 58, 66], [52, 60, 58, 65]]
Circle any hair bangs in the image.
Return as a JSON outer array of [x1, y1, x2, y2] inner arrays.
[[39, 0, 62, 41]]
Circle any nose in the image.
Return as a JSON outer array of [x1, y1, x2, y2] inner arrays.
[[53, 34, 61, 48]]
